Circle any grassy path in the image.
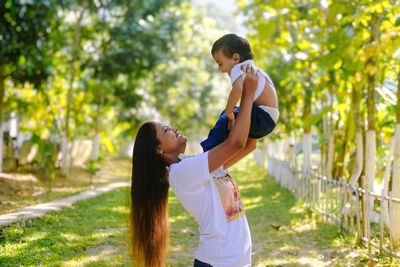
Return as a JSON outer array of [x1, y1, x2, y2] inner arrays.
[[0, 188, 131, 266], [1, 157, 399, 266]]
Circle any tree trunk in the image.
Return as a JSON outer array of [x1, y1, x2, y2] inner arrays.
[[333, 112, 350, 179], [303, 133, 312, 171], [327, 73, 335, 178], [61, 10, 85, 175], [391, 68, 400, 248], [303, 85, 312, 173], [349, 85, 363, 233], [327, 134, 334, 178], [364, 12, 379, 236], [365, 130, 376, 216], [321, 109, 328, 176], [350, 132, 364, 186], [0, 62, 4, 173], [92, 85, 104, 161], [350, 84, 363, 186], [382, 138, 394, 229]]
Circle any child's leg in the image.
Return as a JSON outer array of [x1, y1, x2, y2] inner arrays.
[[223, 138, 257, 169], [201, 107, 239, 152], [200, 116, 228, 151]]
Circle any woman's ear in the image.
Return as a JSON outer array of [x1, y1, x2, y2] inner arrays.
[[233, 53, 240, 63], [157, 146, 164, 155]]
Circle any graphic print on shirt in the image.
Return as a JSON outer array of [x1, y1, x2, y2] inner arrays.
[[214, 173, 245, 222]]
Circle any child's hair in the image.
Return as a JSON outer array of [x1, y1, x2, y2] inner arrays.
[[211, 33, 254, 62]]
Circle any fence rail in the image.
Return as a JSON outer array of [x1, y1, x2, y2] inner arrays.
[[268, 156, 400, 259]]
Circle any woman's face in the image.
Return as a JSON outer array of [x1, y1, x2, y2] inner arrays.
[[154, 122, 187, 156]]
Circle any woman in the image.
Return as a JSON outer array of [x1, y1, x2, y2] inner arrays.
[[131, 66, 259, 267]]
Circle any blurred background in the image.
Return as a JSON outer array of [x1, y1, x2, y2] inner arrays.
[[0, 0, 399, 213]]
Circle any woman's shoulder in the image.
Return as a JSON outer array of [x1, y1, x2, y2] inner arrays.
[[169, 152, 209, 177], [169, 152, 211, 192]]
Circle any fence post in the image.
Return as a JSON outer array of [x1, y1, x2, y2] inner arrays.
[[389, 194, 394, 253], [266, 155, 400, 259], [344, 182, 348, 230], [361, 175, 368, 241], [355, 187, 362, 243]]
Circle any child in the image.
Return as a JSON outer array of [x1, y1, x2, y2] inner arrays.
[[201, 33, 279, 156]]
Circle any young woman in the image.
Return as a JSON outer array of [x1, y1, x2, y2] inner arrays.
[[131, 66, 259, 267]]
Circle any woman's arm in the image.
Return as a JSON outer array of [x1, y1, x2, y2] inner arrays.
[[223, 138, 256, 169], [208, 67, 258, 173]]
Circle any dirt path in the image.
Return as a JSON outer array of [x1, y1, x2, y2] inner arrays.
[[0, 157, 131, 214]]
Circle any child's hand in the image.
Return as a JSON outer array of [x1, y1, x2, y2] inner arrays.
[[226, 112, 235, 130]]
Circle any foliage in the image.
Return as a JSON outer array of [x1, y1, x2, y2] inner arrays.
[[141, 2, 231, 138], [0, 0, 59, 85], [238, 0, 400, 178], [31, 134, 57, 192], [87, 159, 98, 184]]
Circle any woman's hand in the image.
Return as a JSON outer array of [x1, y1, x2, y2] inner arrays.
[[226, 112, 235, 130], [242, 65, 258, 97]]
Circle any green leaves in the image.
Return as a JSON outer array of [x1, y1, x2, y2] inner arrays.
[[239, 0, 399, 179], [303, 107, 329, 129], [0, 0, 59, 85]]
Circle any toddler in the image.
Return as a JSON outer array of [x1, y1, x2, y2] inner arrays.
[[201, 33, 279, 156]]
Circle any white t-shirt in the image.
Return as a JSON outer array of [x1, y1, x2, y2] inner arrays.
[[169, 152, 252, 267], [230, 59, 275, 102]]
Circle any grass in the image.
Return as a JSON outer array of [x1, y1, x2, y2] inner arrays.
[[0, 158, 131, 214], [0, 188, 132, 267], [1, 156, 399, 266]]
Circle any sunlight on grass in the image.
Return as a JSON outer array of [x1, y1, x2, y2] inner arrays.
[[170, 213, 192, 223], [242, 196, 263, 210], [1, 157, 399, 266], [60, 233, 81, 241], [239, 182, 263, 191], [0, 189, 131, 266], [63, 256, 96, 267]]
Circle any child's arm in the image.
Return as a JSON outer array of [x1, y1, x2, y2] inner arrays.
[[225, 76, 244, 129], [223, 138, 257, 169]]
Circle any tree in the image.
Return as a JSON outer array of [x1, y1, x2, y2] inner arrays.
[[54, 0, 178, 173], [237, 0, 400, 244], [391, 65, 400, 247], [0, 0, 58, 172], [138, 2, 233, 146]]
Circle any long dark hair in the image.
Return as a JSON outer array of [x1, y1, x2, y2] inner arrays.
[[131, 122, 169, 267]]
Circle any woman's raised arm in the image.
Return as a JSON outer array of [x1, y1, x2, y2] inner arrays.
[[208, 66, 258, 173]]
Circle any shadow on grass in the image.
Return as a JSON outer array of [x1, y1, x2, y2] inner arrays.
[[229, 159, 371, 266], [0, 188, 132, 267], [1, 158, 394, 266]]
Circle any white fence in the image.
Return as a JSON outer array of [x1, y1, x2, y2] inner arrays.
[[268, 156, 400, 259]]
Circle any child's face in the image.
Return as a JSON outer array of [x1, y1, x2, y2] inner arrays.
[[212, 49, 239, 74]]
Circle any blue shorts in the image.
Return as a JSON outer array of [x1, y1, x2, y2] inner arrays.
[[194, 259, 213, 267], [200, 104, 276, 152]]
